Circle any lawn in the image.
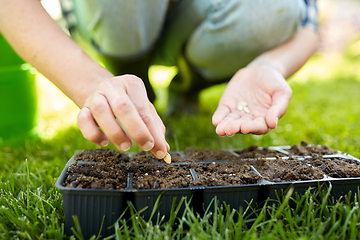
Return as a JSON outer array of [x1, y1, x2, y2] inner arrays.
[[1, 29, 360, 240]]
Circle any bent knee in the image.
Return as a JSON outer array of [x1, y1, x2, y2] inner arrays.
[[73, 0, 169, 58], [185, 0, 306, 80]]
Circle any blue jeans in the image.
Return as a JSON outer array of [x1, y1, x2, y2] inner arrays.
[[62, 0, 307, 82]]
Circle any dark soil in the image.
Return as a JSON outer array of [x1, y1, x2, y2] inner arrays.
[[184, 147, 238, 161], [234, 145, 286, 158], [132, 164, 193, 189], [305, 158, 360, 178], [63, 162, 128, 190], [132, 151, 185, 164], [287, 141, 338, 156], [192, 160, 262, 186], [75, 149, 130, 163], [251, 158, 325, 182], [62, 142, 359, 190]]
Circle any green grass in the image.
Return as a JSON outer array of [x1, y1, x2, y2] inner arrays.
[[101, 184, 360, 240], [1, 47, 360, 239]]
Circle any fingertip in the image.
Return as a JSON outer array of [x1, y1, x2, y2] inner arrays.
[[265, 112, 278, 129], [155, 150, 166, 159], [120, 141, 132, 151], [215, 126, 225, 137], [212, 106, 229, 126], [142, 141, 154, 151], [241, 119, 269, 135], [100, 139, 109, 147], [212, 114, 220, 126], [224, 127, 236, 137]]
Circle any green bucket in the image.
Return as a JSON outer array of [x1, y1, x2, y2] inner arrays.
[[0, 65, 38, 141], [0, 33, 25, 67]]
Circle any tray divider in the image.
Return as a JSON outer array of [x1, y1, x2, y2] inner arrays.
[[188, 168, 205, 217], [189, 169, 198, 180], [228, 150, 240, 157], [125, 172, 135, 191], [249, 165, 263, 178], [76, 161, 102, 165], [193, 160, 234, 164], [249, 165, 274, 184]]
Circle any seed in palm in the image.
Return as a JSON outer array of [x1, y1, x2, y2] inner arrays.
[[237, 101, 250, 113]]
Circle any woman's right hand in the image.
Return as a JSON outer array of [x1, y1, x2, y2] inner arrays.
[[77, 74, 169, 159]]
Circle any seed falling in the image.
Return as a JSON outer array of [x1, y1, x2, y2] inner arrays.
[[163, 153, 171, 164]]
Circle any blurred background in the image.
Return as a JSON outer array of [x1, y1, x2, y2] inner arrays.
[[1, 0, 360, 145]]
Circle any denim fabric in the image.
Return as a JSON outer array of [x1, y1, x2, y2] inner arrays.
[[67, 0, 169, 59], [61, 0, 312, 81]]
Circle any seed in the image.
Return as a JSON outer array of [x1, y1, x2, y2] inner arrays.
[[238, 101, 248, 107], [237, 101, 249, 112], [163, 153, 171, 164], [243, 106, 250, 113]]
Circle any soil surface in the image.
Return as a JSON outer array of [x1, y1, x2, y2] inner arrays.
[[192, 160, 262, 186], [184, 148, 238, 161], [63, 162, 128, 190], [75, 149, 130, 163], [287, 141, 338, 156], [132, 164, 193, 189], [132, 151, 185, 164], [62, 143, 359, 190], [234, 145, 286, 158], [251, 158, 325, 182], [305, 158, 360, 178]]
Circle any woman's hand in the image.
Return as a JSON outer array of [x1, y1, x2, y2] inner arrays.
[[212, 66, 292, 136], [78, 74, 169, 159]]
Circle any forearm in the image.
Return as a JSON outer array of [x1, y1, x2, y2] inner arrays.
[[0, 0, 113, 107], [248, 27, 318, 79]]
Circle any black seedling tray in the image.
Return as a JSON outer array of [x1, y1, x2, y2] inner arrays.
[[55, 146, 360, 238]]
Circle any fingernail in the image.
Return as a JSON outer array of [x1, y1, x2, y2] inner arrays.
[[166, 143, 170, 151], [120, 142, 131, 151], [156, 150, 166, 159], [142, 141, 154, 151], [100, 140, 108, 147], [275, 118, 279, 128]]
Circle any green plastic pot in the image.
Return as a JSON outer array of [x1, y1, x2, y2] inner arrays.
[[0, 33, 25, 67], [0, 64, 38, 141]]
